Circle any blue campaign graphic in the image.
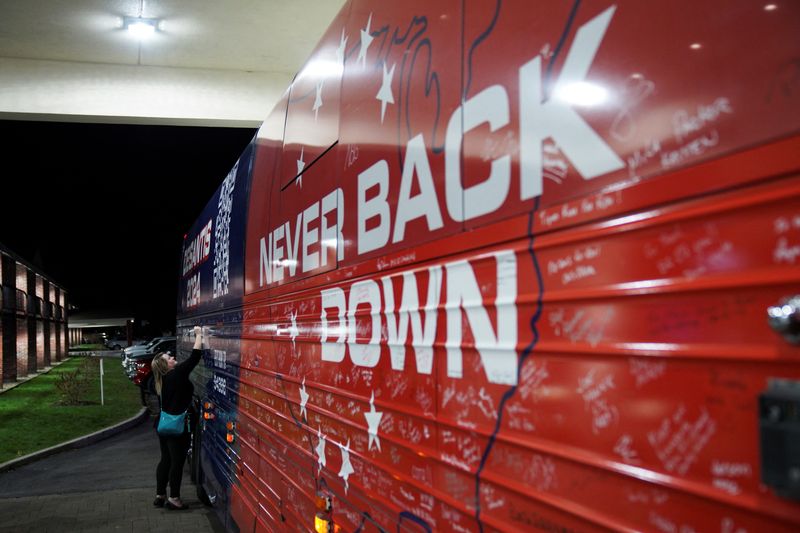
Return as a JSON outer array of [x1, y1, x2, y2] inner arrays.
[[178, 141, 254, 317], [176, 139, 254, 526]]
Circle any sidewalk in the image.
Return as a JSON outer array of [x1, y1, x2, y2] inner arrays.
[[0, 362, 225, 533], [0, 417, 224, 533], [0, 487, 223, 533]]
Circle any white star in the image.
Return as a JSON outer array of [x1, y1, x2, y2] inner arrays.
[[313, 80, 324, 121], [357, 13, 374, 69], [315, 426, 326, 473], [296, 147, 305, 188], [288, 309, 299, 349], [363, 390, 384, 452], [299, 377, 309, 420], [338, 439, 354, 493], [335, 28, 348, 67], [376, 62, 396, 123]]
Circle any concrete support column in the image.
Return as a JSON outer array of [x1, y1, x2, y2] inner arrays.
[[43, 280, 51, 367], [53, 286, 62, 361], [1, 313, 15, 383], [54, 322, 61, 363], [1, 254, 15, 382], [43, 320, 51, 368], [62, 291, 68, 356], [26, 270, 36, 373], [27, 317, 36, 374]]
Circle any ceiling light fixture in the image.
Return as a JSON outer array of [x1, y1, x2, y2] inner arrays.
[[123, 16, 158, 38]]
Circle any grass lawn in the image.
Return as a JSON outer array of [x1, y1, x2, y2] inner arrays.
[[0, 356, 143, 464], [68, 343, 108, 351]]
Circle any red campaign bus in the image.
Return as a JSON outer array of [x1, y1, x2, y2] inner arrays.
[[176, 1, 800, 531]]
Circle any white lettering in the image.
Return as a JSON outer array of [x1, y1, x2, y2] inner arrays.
[[382, 266, 442, 374], [284, 213, 302, 278], [302, 202, 320, 272], [321, 188, 344, 264], [319, 250, 518, 385], [446, 85, 511, 221], [320, 287, 346, 362], [186, 272, 201, 308], [258, 8, 627, 266], [672, 97, 733, 143], [358, 161, 391, 254], [347, 280, 382, 367], [271, 224, 286, 282], [259, 233, 273, 286], [393, 134, 444, 241], [183, 219, 213, 276], [258, 187, 343, 285], [519, 6, 623, 200], [445, 251, 518, 385]]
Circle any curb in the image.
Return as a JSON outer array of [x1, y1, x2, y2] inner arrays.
[[0, 407, 150, 473]]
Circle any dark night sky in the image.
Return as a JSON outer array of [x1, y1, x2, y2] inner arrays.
[[0, 120, 256, 334]]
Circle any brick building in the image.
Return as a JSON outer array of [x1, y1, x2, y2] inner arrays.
[[0, 244, 68, 385]]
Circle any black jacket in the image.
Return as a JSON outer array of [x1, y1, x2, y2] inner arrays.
[[160, 349, 202, 415]]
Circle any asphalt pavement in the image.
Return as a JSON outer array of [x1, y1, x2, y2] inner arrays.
[[0, 415, 225, 532]]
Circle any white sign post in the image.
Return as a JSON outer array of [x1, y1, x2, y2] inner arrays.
[[100, 357, 105, 406]]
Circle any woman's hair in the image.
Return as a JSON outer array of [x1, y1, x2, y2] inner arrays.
[[151, 352, 170, 395]]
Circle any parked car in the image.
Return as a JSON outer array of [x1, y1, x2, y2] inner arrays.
[[132, 358, 157, 406], [122, 337, 176, 377], [104, 337, 145, 350], [122, 336, 167, 354], [124, 337, 176, 407], [121, 336, 172, 366]]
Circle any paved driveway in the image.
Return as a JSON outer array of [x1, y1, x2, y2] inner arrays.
[[0, 417, 224, 532]]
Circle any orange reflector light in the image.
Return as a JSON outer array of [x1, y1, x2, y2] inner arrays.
[[314, 513, 331, 533], [226, 421, 236, 431], [204, 401, 214, 410], [226, 432, 235, 443], [314, 495, 331, 512], [203, 412, 215, 420]]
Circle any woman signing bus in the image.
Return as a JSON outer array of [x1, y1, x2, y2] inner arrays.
[[151, 325, 203, 510]]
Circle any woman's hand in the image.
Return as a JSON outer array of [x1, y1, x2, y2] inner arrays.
[[192, 326, 203, 350]]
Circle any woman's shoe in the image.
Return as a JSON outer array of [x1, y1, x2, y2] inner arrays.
[[153, 496, 165, 508], [165, 500, 189, 511]]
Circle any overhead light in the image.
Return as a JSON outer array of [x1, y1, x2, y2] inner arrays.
[[123, 16, 158, 38], [689, 42, 703, 50], [764, 4, 778, 11]]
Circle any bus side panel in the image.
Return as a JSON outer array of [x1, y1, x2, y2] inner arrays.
[[461, 0, 800, 229], [225, 1, 800, 532], [279, 2, 351, 190], [336, 0, 465, 266], [244, 91, 289, 297], [179, 310, 244, 530]]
